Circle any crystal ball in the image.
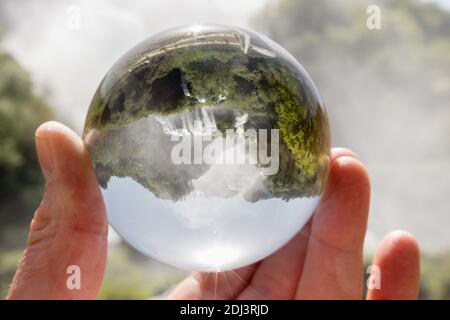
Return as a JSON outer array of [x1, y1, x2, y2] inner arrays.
[[83, 24, 330, 271]]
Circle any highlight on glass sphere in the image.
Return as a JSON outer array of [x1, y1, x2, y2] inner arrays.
[[83, 24, 330, 272]]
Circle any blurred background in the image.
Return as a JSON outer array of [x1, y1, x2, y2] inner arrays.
[[0, 0, 449, 299]]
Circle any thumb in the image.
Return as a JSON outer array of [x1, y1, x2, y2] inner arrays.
[[7, 121, 108, 300]]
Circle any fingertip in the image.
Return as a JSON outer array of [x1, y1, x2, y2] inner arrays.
[[33, 121, 108, 239], [383, 230, 420, 257], [375, 230, 420, 274], [35, 121, 104, 217], [310, 154, 371, 257], [329, 155, 371, 197], [368, 230, 420, 300], [35, 121, 92, 182], [36, 121, 78, 137], [330, 147, 359, 160], [36, 121, 84, 154]]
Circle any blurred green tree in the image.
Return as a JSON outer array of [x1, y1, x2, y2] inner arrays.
[[0, 22, 54, 297], [0, 28, 54, 249], [255, 0, 450, 153]]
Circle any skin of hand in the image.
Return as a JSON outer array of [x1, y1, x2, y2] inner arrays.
[[7, 121, 420, 300]]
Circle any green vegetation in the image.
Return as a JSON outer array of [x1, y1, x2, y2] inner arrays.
[[273, 85, 329, 197], [0, 50, 54, 219], [0, 50, 54, 243], [420, 252, 450, 299], [255, 0, 450, 116], [84, 28, 330, 201], [0, 27, 54, 296]]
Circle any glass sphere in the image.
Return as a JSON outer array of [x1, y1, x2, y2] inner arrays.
[[83, 24, 330, 271]]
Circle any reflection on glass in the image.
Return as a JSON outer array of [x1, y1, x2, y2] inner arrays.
[[83, 24, 330, 271]]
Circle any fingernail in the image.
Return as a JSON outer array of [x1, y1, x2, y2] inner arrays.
[[35, 134, 54, 179]]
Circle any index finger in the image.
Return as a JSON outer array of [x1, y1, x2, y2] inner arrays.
[[296, 150, 371, 299]]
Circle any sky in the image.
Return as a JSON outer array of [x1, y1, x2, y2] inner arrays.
[[424, 0, 450, 9]]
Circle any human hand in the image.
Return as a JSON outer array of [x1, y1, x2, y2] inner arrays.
[[7, 122, 420, 300], [169, 149, 420, 299]]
